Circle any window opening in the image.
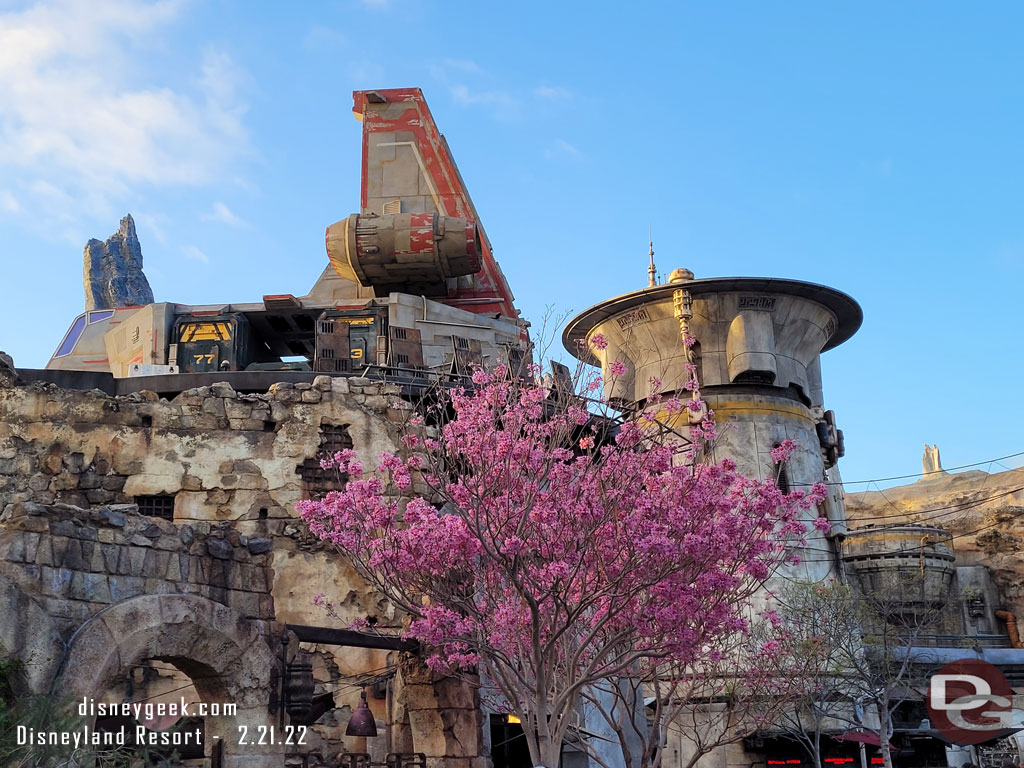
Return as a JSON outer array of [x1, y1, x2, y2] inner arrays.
[[54, 314, 87, 358], [296, 425, 354, 497], [135, 494, 175, 521]]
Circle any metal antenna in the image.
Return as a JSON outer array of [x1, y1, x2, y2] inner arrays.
[[647, 225, 657, 288]]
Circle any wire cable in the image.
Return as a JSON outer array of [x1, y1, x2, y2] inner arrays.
[[780, 492, 1024, 565], [791, 450, 1024, 488]]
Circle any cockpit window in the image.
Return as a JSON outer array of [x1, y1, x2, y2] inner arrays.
[[54, 314, 87, 358], [88, 310, 114, 324]]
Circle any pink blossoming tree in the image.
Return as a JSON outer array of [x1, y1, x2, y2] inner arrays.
[[298, 361, 826, 768]]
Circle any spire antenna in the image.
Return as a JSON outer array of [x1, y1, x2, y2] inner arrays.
[[647, 226, 657, 288]]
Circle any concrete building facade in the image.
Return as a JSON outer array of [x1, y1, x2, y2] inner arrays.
[[563, 268, 861, 584]]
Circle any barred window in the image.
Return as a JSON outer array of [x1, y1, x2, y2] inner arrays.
[[296, 424, 354, 498], [135, 494, 175, 521]]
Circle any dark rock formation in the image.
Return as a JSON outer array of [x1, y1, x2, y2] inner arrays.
[[83, 214, 154, 311], [0, 351, 16, 388]]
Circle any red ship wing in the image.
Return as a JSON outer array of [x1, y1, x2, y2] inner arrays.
[[353, 89, 517, 319]]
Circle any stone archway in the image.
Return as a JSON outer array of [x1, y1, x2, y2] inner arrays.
[[56, 593, 284, 768], [0, 571, 64, 695]]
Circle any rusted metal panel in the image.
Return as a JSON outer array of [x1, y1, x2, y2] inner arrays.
[[314, 308, 387, 373], [550, 360, 573, 392], [449, 335, 482, 375], [173, 314, 249, 373], [262, 294, 301, 310], [314, 315, 351, 373], [388, 326, 423, 369]]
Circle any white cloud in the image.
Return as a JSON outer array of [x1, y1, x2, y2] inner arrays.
[[302, 24, 348, 51], [134, 210, 171, 246], [201, 201, 247, 228], [449, 84, 520, 120], [449, 84, 516, 108], [545, 139, 585, 161], [0, 0, 251, 229], [534, 85, 572, 101], [181, 245, 209, 263], [437, 58, 482, 75], [429, 59, 520, 121], [0, 190, 20, 213]]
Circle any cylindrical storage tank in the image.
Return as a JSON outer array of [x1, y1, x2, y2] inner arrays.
[[841, 524, 956, 620], [326, 212, 480, 296]]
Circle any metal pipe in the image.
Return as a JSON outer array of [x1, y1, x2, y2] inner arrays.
[[996, 610, 1022, 648], [280, 632, 289, 728], [286, 623, 419, 651], [414, 319, 493, 328]]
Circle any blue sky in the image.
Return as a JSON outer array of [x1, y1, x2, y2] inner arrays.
[[0, 0, 1021, 489]]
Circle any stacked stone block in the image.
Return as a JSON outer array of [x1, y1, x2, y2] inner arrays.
[[0, 501, 275, 636]]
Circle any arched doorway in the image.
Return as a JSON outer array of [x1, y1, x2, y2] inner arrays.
[[55, 593, 284, 768]]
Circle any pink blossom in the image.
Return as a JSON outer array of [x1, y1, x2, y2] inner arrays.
[[813, 517, 831, 532], [770, 439, 798, 464], [590, 332, 609, 350], [568, 406, 588, 425], [296, 365, 819, 768]]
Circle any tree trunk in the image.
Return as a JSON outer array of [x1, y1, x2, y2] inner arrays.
[[877, 698, 894, 768], [537, 736, 561, 768]]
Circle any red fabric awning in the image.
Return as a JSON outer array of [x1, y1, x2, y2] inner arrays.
[[834, 731, 886, 747]]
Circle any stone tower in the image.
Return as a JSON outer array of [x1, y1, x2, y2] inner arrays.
[[922, 443, 945, 475], [562, 267, 862, 581]]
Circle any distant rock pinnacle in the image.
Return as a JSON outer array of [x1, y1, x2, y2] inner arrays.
[[83, 214, 155, 311], [0, 350, 16, 388]]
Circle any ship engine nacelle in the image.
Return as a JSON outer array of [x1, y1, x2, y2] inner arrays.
[[326, 212, 481, 298]]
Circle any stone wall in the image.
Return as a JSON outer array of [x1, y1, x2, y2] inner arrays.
[[845, 466, 1024, 615], [0, 370, 486, 767], [0, 500, 275, 637], [0, 375, 403, 529]]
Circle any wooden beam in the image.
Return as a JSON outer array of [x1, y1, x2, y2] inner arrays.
[[286, 624, 418, 651]]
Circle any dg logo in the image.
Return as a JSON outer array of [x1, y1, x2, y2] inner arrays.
[[928, 658, 1016, 745]]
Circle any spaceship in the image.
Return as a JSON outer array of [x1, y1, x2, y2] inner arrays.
[[43, 89, 528, 395]]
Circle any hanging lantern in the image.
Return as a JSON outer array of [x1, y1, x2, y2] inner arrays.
[[284, 653, 315, 721], [345, 690, 378, 737]]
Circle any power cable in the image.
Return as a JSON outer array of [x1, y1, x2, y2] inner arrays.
[[790, 450, 1024, 488], [778, 491, 1024, 565], [840, 484, 1023, 525]]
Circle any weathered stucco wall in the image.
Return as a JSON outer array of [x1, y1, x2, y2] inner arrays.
[[0, 370, 486, 767], [0, 500, 275, 635], [845, 466, 1024, 615]]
